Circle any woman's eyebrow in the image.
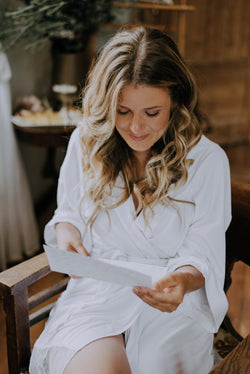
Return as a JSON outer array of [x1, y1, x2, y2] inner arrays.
[[118, 105, 164, 110], [145, 106, 163, 110]]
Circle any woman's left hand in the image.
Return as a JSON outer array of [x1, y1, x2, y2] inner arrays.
[[133, 271, 191, 312], [133, 266, 205, 312]]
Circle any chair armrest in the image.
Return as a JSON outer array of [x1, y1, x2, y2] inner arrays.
[[0, 252, 50, 290]]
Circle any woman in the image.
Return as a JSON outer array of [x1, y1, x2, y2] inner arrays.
[[30, 27, 231, 374]]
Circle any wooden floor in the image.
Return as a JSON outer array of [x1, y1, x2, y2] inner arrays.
[[0, 142, 249, 373]]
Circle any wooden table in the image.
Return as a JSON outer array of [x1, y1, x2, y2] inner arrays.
[[13, 123, 76, 178], [13, 123, 76, 221], [13, 123, 76, 148]]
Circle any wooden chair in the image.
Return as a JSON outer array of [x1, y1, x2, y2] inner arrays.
[[0, 180, 249, 374], [0, 256, 69, 374], [225, 180, 250, 291], [209, 334, 250, 374]]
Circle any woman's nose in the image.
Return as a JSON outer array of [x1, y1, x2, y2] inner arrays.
[[130, 115, 145, 134]]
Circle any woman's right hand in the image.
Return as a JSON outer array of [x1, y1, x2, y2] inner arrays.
[[56, 222, 89, 278], [56, 222, 89, 256]]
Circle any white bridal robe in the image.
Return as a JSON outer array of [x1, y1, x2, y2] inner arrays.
[[30, 128, 231, 374], [0, 47, 39, 270]]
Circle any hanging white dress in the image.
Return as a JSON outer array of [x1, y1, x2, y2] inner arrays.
[[30, 128, 231, 374], [0, 46, 40, 270]]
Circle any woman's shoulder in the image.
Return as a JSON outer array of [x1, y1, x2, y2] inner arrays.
[[66, 126, 82, 152], [187, 135, 228, 166], [69, 126, 80, 143], [183, 135, 230, 188], [61, 127, 83, 166]]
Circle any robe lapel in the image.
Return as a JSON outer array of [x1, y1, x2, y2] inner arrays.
[[112, 195, 158, 259]]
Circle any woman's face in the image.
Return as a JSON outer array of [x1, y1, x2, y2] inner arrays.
[[116, 84, 172, 161]]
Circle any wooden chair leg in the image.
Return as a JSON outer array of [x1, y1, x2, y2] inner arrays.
[[2, 284, 31, 374], [0, 253, 58, 373]]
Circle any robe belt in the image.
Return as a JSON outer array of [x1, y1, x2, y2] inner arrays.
[[91, 250, 172, 267]]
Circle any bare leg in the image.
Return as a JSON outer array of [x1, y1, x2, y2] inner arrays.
[[63, 334, 132, 374]]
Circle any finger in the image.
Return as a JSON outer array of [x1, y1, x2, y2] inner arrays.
[[133, 287, 181, 310], [69, 240, 89, 256], [133, 287, 177, 312], [154, 273, 181, 291], [144, 292, 180, 309], [75, 244, 89, 256], [133, 287, 168, 303], [69, 274, 83, 279]]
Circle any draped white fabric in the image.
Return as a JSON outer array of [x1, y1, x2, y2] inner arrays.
[[0, 47, 40, 270]]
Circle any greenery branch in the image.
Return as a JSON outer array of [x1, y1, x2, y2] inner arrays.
[[0, 0, 116, 53]]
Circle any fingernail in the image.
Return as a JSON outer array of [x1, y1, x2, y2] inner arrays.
[[133, 286, 141, 294]]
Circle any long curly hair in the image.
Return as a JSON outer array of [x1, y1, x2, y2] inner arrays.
[[80, 26, 202, 226]]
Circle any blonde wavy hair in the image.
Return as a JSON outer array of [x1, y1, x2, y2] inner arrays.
[[80, 26, 202, 226]]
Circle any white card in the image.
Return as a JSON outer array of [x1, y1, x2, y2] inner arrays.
[[44, 245, 153, 288]]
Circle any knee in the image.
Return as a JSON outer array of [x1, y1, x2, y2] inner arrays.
[[64, 366, 131, 374], [136, 349, 177, 374]]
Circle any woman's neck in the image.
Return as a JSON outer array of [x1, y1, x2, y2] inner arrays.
[[132, 150, 149, 180]]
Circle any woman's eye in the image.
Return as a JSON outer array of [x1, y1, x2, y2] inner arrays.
[[118, 109, 129, 115], [146, 111, 160, 117]]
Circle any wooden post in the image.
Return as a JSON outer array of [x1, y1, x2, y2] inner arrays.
[[1, 284, 31, 373], [178, 0, 187, 55], [0, 252, 51, 373]]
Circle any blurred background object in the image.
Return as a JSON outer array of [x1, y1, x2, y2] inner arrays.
[[0, 0, 115, 105], [0, 45, 40, 270]]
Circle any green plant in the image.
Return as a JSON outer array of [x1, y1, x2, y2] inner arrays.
[[0, 0, 115, 53]]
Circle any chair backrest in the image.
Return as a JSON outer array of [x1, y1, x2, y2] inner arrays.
[[0, 180, 249, 374], [224, 180, 250, 292]]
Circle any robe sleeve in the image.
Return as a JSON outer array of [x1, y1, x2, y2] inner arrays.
[[167, 144, 231, 332], [44, 128, 91, 249]]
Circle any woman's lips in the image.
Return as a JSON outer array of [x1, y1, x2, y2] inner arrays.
[[130, 134, 148, 141]]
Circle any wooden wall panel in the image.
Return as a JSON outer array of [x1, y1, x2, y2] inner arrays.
[[192, 61, 250, 145], [111, 1, 250, 146], [185, 0, 250, 63], [185, 0, 250, 145]]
